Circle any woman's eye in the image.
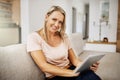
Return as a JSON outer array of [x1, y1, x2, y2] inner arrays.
[[52, 18, 57, 21], [52, 18, 63, 25], [59, 21, 63, 25]]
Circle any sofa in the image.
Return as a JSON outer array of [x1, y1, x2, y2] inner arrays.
[[0, 33, 120, 80]]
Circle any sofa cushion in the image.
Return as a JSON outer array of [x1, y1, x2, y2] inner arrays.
[[69, 33, 85, 56], [0, 44, 45, 80]]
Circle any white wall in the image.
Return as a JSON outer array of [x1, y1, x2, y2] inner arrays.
[[72, 0, 85, 33], [89, 0, 118, 42], [21, 0, 30, 43], [29, 0, 53, 32]]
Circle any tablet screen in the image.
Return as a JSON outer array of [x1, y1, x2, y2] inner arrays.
[[74, 54, 105, 73]]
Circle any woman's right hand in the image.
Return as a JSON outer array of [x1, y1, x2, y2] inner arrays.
[[73, 72, 80, 77], [68, 70, 80, 77]]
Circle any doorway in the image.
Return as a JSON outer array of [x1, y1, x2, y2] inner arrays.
[[72, 7, 76, 33], [117, 0, 120, 52]]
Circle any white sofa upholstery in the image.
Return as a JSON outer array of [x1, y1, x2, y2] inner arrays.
[[69, 33, 85, 56], [0, 33, 120, 80], [0, 44, 45, 80]]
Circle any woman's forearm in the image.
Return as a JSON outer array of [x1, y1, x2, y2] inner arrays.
[[30, 50, 79, 77], [40, 62, 79, 77]]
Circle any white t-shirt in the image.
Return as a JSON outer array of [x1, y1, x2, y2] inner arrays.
[[27, 32, 72, 77]]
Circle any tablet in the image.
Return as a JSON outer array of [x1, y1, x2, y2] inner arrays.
[[74, 54, 105, 73]]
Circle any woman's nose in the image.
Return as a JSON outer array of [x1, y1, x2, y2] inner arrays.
[[54, 21, 59, 26]]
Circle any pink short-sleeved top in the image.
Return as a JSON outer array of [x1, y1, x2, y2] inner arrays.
[[27, 32, 72, 77]]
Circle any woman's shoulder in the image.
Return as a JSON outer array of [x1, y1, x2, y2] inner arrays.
[[27, 31, 44, 45], [27, 32, 42, 41]]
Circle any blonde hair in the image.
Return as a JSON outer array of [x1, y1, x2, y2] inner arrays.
[[43, 6, 66, 42]]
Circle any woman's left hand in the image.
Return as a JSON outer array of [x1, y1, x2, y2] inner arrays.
[[90, 62, 100, 72]]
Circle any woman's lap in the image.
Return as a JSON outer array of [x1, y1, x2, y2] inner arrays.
[[46, 66, 101, 80], [46, 70, 101, 80], [75, 70, 101, 80]]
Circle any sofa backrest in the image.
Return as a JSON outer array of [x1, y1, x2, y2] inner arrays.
[[0, 44, 45, 80], [69, 33, 85, 56], [0, 33, 85, 80]]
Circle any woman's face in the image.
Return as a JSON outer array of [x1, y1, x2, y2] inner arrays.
[[45, 11, 64, 33]]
